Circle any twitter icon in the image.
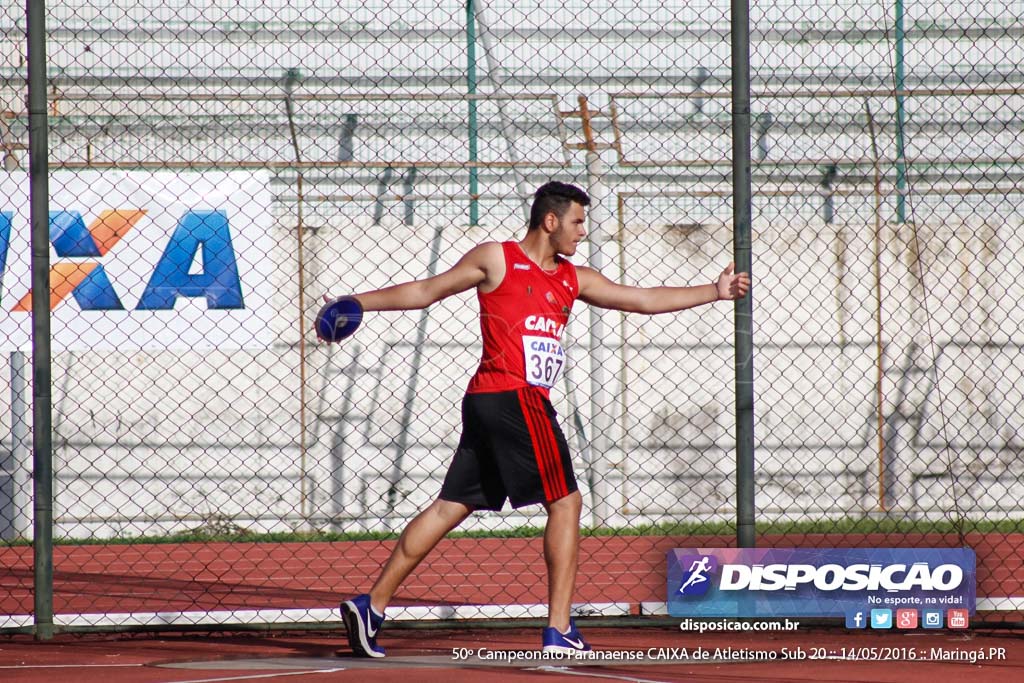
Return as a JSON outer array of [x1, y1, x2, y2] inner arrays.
[[870, 608, 893, 629]]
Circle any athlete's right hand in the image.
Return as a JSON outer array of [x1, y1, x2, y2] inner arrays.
[[715, 262, 751, 301]]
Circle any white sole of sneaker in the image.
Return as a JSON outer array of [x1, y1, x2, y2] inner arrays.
[[341, 600, 386, 658]]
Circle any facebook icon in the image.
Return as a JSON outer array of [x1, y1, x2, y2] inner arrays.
[[845, 610, 867, 629]]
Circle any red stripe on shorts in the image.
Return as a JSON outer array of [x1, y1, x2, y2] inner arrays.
[[522, 388, 566, 500], [517, 388, 556, 500]]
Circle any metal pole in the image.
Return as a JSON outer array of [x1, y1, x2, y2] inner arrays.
[[330, 346, 361, 531], [585, 147, 614, 528], [372, 167, 395, 225], [466, 1, 480, 226], [894, 0, 908, 223], [26, 0, 55, 640], [560, 327, 597, 522], [731, 0, 756, 549], [386, 222, 445, 523], [865, 100, 888, 512], [402, 166, 418, 226], [337, 113, 357, 162], [10, 352, 32, 540], [283, 67, 311, 525], [472, 0, 532, 222]]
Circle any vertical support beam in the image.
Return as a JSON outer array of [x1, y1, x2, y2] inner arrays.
[[755, 112, 772, 162], [584, 118, 613, 527], [731, 0, 756, 549], [466, 1, 480, 226], [337, 113, 357, 162], [330, 346, 361, 531], [386, 222, 445, 525], [283, 67, 310, 525], [865, 99, 888, 511], [9, 352, 32, 541], [26, 0, 54, 640], [472, 0, 531, 222], [894, 0, 908, 223], [402, 166, 418, 226], [821, 164, 837, 224], [691, 66, 710, 117], [372, 167, 394, 225]]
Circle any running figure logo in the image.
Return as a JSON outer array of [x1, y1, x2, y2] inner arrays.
[[677, 555, 718, 597]]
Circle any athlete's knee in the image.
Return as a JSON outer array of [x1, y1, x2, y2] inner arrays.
[[546, 490, 582, 515], [431, 498, 475, 525]]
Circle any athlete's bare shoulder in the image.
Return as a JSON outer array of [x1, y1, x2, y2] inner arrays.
[[461, 240, 502, 260], [461, 241, 507, 293]]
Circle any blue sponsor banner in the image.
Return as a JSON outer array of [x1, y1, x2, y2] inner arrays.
[[668, 548, 975, 618]]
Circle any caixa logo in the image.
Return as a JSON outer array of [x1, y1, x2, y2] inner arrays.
[[0, 208, 244, 311]]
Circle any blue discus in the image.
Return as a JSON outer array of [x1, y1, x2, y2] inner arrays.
[[315, 296, 363, 342]]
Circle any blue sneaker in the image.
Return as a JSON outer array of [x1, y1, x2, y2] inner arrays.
[[341, 594, 386, 658], [542, 619, 591, 655]]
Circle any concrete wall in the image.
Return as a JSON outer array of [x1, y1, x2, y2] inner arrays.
[[3, 210, 1021, 540]]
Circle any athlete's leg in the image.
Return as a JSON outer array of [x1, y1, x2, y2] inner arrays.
[[368, 498, 473, 612], [542, 490, 583, 632]]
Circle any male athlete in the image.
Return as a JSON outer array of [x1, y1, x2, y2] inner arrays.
[[327, 181, 750, 657]]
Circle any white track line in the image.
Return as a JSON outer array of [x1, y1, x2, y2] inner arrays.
[[1, 602, 629, 630], [157, 670, 345, 683], [530, 667, 676, 683], [0, 664, 144, 669]]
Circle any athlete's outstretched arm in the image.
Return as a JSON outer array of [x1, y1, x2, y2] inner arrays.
[[330, 242, 499, 312], [577, 262, 750, 314]]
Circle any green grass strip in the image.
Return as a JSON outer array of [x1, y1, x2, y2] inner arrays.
[[3, 515, 1016, 547]]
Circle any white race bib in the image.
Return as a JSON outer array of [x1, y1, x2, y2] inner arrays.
[[523, 335, 566, 389]]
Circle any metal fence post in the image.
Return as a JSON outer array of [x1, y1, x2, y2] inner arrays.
[[466, 0, 480, 226], [26, 0, 54, 640], [894, 0, 909, 223], [731, 0, 756, 549], [586, 148, 614, 528]]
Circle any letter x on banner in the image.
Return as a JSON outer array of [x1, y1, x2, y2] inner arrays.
[[0, 171, 275, 351]]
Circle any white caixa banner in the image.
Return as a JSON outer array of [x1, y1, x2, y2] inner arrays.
[[0, 171, 276, 351]]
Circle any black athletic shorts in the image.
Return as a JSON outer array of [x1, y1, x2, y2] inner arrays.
[[439, 387, 578, 510]]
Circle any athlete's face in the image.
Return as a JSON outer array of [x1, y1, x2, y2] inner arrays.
[[550, 202, 587, 256]]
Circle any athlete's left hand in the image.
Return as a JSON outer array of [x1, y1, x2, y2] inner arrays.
[[716, 262, 751, 300]]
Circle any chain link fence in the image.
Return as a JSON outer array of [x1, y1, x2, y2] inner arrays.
[[1, 1, 1022, 632]]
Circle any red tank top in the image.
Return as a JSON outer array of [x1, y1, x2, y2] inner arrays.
[[466, 241, 579, 397]]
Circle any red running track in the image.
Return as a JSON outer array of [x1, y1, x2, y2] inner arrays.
[[1, 532, 1021, 621]]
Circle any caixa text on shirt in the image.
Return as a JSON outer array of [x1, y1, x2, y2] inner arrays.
[[525, 315, 565, 337]]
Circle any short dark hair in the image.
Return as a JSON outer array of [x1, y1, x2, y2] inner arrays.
[[528, 181, 591, 230]]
